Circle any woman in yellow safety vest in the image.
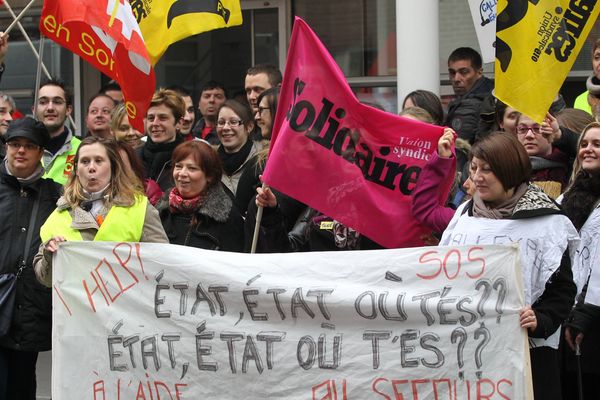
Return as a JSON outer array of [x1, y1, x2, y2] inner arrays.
[[34, 136, 168, 287]]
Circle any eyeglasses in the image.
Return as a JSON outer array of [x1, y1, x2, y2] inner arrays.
[[217, 119, 243, 127], [6, 142, 40, 151], [516, 124, 542, 135], [257, 106, 270, 115]]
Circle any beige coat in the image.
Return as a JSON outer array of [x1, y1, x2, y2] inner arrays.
[[34, 197, 168, 287]]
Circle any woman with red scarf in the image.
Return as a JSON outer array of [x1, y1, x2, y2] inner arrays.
[[157, 141, 244, 252]]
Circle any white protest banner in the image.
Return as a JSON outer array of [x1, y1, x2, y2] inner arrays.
[[467, 0, 497, 63], [571, 209, 600, 300], [52, 242, 532, 399], [579, 210, 600, 306]]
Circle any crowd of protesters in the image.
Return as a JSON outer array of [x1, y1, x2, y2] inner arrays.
[[0, 28, 599, 399]]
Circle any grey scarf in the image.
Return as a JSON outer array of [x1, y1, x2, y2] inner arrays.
[[472, 183, 528, 220]]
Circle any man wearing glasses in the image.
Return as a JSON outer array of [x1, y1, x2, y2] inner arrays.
[[33, 79, 80, 185], [0, 117, 61, 399]]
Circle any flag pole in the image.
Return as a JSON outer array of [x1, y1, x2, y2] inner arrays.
[[33, 34, 44, 111], [2, 0, 36, 36], [250, 183, 266, 254], [3, 0, 78, 131]]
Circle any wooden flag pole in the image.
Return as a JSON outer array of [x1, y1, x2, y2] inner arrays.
[[250, 183, 266, 254]]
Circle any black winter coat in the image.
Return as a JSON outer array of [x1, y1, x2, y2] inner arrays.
[[0, 165, 61, 351], [158, 183, 245, 252], [137, 134, 184, 191], [445, 76, 493, 144]]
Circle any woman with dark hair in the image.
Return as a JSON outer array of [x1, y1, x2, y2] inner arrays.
[[402, 89, 444, 126], [254, 87, 279, 140], [34, 136, 168, 286], [560, 122, 600, 400], [440, 133, 578, 400], [235, 88, 280, 212], [216, 99, 262, 196], [157, 141, 244, 251], [495, 100, 520, 135]]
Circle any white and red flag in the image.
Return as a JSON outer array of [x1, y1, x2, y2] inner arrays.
[[263, 18, 451, 248], [40, 0, 155, 131]]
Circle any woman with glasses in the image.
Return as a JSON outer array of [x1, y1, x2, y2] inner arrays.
[[34, 136, 168, 287], [515, 114, 570, 198], [440, 133, 578, 400], [216, 100, 262, 196], [235, 88, 279, 213]]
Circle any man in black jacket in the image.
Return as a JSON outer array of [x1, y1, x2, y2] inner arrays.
[[445, 47, 493, 144], [0, 117, 61, 399]]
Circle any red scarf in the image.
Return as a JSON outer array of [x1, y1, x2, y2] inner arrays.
[[169, 188, 203, 214]]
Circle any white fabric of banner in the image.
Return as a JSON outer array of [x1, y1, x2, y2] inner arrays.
[[576, 207, 600, 305], [440, 203, 579, 349], [52, 242, 532, 399], [467, 0, 497, 63]]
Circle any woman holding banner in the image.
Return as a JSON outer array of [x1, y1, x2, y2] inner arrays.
[[561, 122, 600, 399], [33, 137, 168, 287], [157, 140, 244, 252], [440, 133, 578, 400]]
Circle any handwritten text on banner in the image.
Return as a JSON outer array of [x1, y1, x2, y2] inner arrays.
[[52, 242, 532, 399]]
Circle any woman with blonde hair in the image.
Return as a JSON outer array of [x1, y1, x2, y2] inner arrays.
[[561, 122, 600, 399], [34, 136, 168, 287], [110, 103, 143, 149]]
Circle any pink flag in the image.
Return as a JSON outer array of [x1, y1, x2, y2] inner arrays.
[[262, 18, 453, 249]]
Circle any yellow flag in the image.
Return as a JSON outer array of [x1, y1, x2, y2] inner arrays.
[[130, 0, 243, 65], [495, 0, 600, 122]]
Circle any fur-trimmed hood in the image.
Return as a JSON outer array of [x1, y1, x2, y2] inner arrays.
[[157, 183, 233, 223]]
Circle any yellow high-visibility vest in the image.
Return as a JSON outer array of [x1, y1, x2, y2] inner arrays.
[[40, 195, 147, 242], [42, 137, 81, 185]]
